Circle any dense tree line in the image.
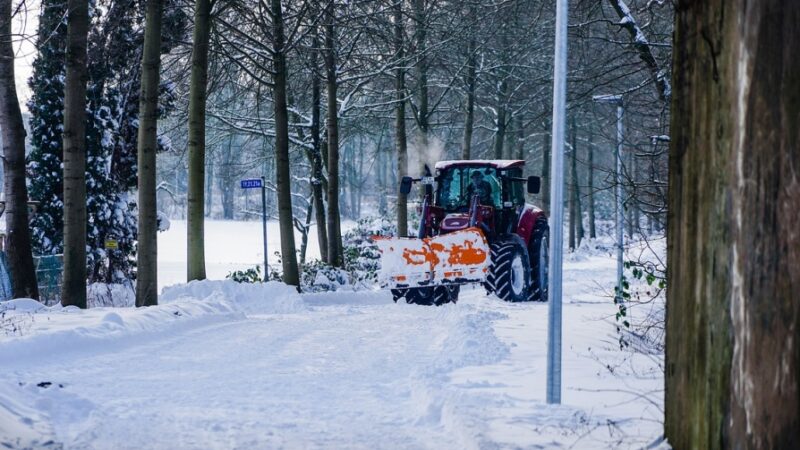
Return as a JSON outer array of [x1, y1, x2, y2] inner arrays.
[[3, 0, 677, 301], [156, 0, 673, 278]]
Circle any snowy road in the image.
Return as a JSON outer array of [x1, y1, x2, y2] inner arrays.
[[1, 252, 664, 449]]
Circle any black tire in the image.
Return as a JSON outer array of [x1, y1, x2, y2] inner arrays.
[[391, 288, 405, 303], [392, 285, 459, 306], [434, 285, 460, 305], [487, 235, 532, 302], [402, 287, 435, 305], [528, 220, 549, 302]]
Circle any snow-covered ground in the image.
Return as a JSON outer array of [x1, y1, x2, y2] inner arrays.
[[1, 222, 665, 449]]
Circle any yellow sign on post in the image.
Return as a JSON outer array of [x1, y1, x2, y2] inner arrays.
[[104, 239, 118, 250]]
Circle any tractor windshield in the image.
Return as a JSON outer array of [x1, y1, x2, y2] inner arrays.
[[436, 166, 501, 210]]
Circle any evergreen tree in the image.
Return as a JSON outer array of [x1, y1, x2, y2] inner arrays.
[[84, 0, 138, 283], [26, 0, 67, 256], [27, 0, 183, 284]]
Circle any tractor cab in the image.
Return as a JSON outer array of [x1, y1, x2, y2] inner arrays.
[[400, 160, 541, 242]]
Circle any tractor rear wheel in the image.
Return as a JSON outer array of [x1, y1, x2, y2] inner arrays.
[[487, 235, 532, 302], [528, 220, 549, 302]]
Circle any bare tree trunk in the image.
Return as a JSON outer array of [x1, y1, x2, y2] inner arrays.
[[586, 128, 596, 239], [298, 201, 312, 266], [0, 0, 38, 299], [569, 115, 583, 249], [629, 150, 639, 237], [204, 157, 213, 216], [270, 0, 299, 285], [61, 0, 89, 308], [413, 0, 429, 162], [493, 80, 507, 159], [515, 114, 525, 160], [135, 0, 163, 307], [462, 35, 476, 160], [540, 130, 550, 214], [219, 136, 235, 220], [324, 1, 343, 268], [310, 35, 328, 262], [355, 142, 364, 218], [186, 0, 211, 281], [394, 0, 408, 237], [567, 118, 575, 250], [666, 2, 799, 448]]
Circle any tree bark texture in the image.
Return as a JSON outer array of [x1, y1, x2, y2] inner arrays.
[[666, 1, 799, 448], [493, 80, 507, 159], [270, 0, 299, 285], [462, 36, 476, 160], [324, 1, 343, 268], [186, 0, 211, 282], [135, 0, 163, 307], [0, 0, 38, 299], [310, 38, 328, 263], [541, 130, 551, 214], [394, 0, 408, 237], [61, 0, 89, 308]]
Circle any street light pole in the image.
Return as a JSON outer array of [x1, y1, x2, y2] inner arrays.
[[592, 94, 625, 305], [614, 103, 624, 302], [546, 0, 568, 405]]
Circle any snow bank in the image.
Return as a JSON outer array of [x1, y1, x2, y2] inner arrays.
[[0, 296, 241, 369], [161, 280, 305, 314], [0, 280, 305, 370], [0, 298, 47, 313]]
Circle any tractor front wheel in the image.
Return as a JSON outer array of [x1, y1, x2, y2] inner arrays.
[[487, 236, 532, 302], [393, 285, 459, 306], [433, 285, 460, 305]]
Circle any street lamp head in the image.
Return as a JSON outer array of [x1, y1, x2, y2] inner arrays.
[[592, 94, 623, 105]]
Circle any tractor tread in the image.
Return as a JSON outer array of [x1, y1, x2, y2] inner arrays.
[[528, 219, 550, 302], [488, 235, 532, 302]]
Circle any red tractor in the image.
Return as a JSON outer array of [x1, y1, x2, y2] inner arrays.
[[375, 159, 549, 305]]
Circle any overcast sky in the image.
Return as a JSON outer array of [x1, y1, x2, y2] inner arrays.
[[13, 0, 40, 111]]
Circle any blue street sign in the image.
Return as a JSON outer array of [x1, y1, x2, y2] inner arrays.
[[240, 178, 263, 189]]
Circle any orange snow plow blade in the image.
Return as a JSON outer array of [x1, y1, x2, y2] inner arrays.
[[374, 228, 490, 289]]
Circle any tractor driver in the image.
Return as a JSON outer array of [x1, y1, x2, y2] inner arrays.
[[467, 170, 493, 206]]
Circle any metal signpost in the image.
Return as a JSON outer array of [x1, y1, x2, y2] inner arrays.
[[546, 0, 568, 405], [240, 178, 269, 277], [592, 94, 625, 305]]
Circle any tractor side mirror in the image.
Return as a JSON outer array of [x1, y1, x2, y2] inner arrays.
[[527, 176, 541, 194], [400, 176, 414, 195]]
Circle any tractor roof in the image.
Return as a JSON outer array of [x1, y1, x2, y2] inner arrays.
[[434, 160, 525, 171]]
